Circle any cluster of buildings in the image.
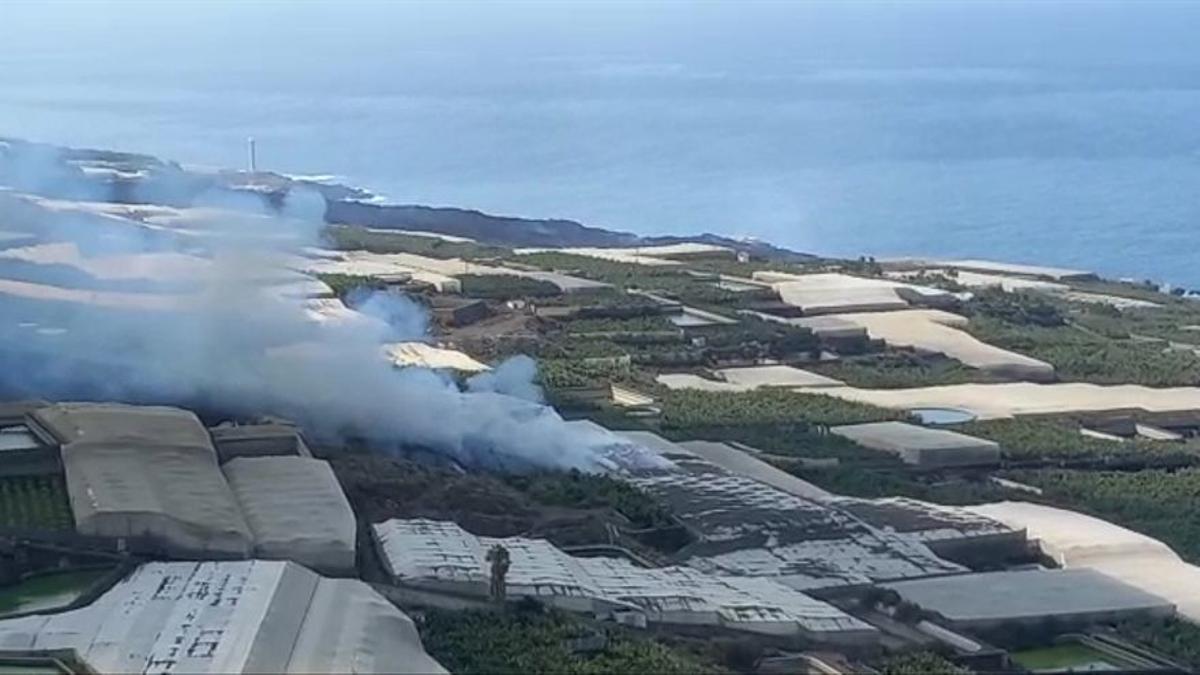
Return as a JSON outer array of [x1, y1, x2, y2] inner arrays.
[[0, 401, 446, 673], [5, 392, 1183, 672], [373, 518, 878, 645], [1, 151, 1195, 672], [360, 417, 1185, 667]]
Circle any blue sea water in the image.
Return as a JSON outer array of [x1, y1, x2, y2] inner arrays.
[[1, 1, 1199, 286]]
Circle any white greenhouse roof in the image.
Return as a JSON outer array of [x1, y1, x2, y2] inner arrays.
[[969, 501, 1200, 623], [34, 404, 253, 558], [830, 421, 1000, 466], [383, 342, 490, 373], [0, 560, 446, 674], [885, 568, 1173, 627], [223, 456, 358, 574]]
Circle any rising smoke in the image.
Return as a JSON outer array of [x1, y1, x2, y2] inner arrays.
[[0, 139, 666, 472]]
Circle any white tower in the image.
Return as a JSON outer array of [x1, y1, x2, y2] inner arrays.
[[248, 137, 257, 173]]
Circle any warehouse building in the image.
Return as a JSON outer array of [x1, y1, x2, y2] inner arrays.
[[883, 568, 1174, 631], [0, 560, 446, 673], [373, 518, 877, 645], [30, 403, 253, 558], [223, 457, 357, 575], [830, 421, 1001, 468]]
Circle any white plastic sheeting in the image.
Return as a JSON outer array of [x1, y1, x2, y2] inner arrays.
[[372, 519, 876, 642], [969, 501, 1200, 623], [831, 421, 1000, 467], [224, 457, 357, 575], [884, 568, 1173, 630], [0, 560, 446, 674], [33, 404, 253, 558]]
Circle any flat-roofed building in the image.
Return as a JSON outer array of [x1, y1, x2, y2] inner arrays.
[[0, 560, 446, 674], [223, 457, 357, 575], [884, 568, 1174, 631], [831, 421, 1000, 467]]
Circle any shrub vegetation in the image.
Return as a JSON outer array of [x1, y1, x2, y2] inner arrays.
[[0, 476, 73, 530], [419, 606, 721, 674]]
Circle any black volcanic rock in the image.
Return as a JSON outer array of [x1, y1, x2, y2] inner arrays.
[[325, 201, 641, 249], [1, 137, 816, 259]]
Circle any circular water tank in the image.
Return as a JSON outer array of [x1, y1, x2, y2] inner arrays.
[[910, 407, 976, 426]]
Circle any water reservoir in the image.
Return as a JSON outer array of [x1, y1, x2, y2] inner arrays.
[[910, 407, 976, 426]]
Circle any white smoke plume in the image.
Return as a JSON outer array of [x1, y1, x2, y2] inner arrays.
[[0, 139, 668, 473]]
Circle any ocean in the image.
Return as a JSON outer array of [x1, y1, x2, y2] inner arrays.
[[2, 1, 1199, 287]]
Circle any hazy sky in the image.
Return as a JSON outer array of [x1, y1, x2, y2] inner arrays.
[[5, 0, 1199, 76], [4, 1, 1200, 284]]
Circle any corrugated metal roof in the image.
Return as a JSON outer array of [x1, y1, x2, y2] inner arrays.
[[372, 518, 875, 639]]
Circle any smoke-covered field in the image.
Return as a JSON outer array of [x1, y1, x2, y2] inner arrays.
[[0, 138, 666, 473]]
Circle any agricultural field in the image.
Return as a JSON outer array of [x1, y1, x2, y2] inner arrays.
[[807, 350, 1001, 389], [1011, 643, 1122, 672], [502, 471, 675, 530], [418, 606, 721, 675], [560, 315, 677, 335], [965, 288, 1200, 386], [513, 252, 683, 289], [1070, 301, 1200, 346], [329, 453, 678, 555], [660, 424, 894, 462], [964, 417, 1200, 465], [325, 225, 508, 260], [458, 274, 560, 300], [873, 651, 970, 675], [0, 476, 73, 531], [651, 389, 907, 463], [538, 359, 629, 390], [514, 252, 781, 311], [967, 315, 1200, 387], [658, 388, 899, 429], [1116, 617, 1200, 671]]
